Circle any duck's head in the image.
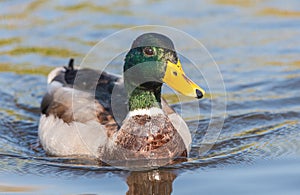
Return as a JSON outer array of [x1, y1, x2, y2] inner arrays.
[[124, 33, 205, 110]]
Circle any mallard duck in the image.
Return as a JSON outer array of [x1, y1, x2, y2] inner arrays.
[[39, 33, 205, 167]]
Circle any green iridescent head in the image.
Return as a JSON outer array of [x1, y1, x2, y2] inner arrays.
[[124, 33, 205, 111]]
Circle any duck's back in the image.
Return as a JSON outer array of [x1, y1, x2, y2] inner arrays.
[[41, 59, 127, 122], [39, 59, 126, 157]]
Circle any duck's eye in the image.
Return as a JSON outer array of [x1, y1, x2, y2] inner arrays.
[[143, 47, 155, 57]]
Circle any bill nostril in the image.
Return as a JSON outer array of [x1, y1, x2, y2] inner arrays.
[[196, 89, 203, 99]]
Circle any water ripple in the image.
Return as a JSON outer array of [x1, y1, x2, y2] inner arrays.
[[0, 0, 300, 182]]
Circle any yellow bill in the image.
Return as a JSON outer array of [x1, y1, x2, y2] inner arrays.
[[163, 60, 205, 99]]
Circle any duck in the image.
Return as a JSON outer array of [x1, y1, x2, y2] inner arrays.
[[38, 33, 205, 167]]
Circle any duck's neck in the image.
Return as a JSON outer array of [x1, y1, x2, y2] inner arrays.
[[128, 85, 162, 111]]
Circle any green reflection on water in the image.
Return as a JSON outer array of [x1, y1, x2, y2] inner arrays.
[[258, 8, 300, 17], [213, 0, 258, 7], [2, 47, 80, 58], [55, 2, 132, 16], [0, 38, 21, 46], [0, 63, 53, 75]]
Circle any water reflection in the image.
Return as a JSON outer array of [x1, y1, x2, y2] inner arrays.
[[0, 167, 178, 194], [126, 170, 177, 195]]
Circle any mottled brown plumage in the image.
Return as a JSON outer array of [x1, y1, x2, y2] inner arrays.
[[99, 114, 187, 164]]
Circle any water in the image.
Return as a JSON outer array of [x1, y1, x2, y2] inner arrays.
[[1, 0, 300, 194]]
